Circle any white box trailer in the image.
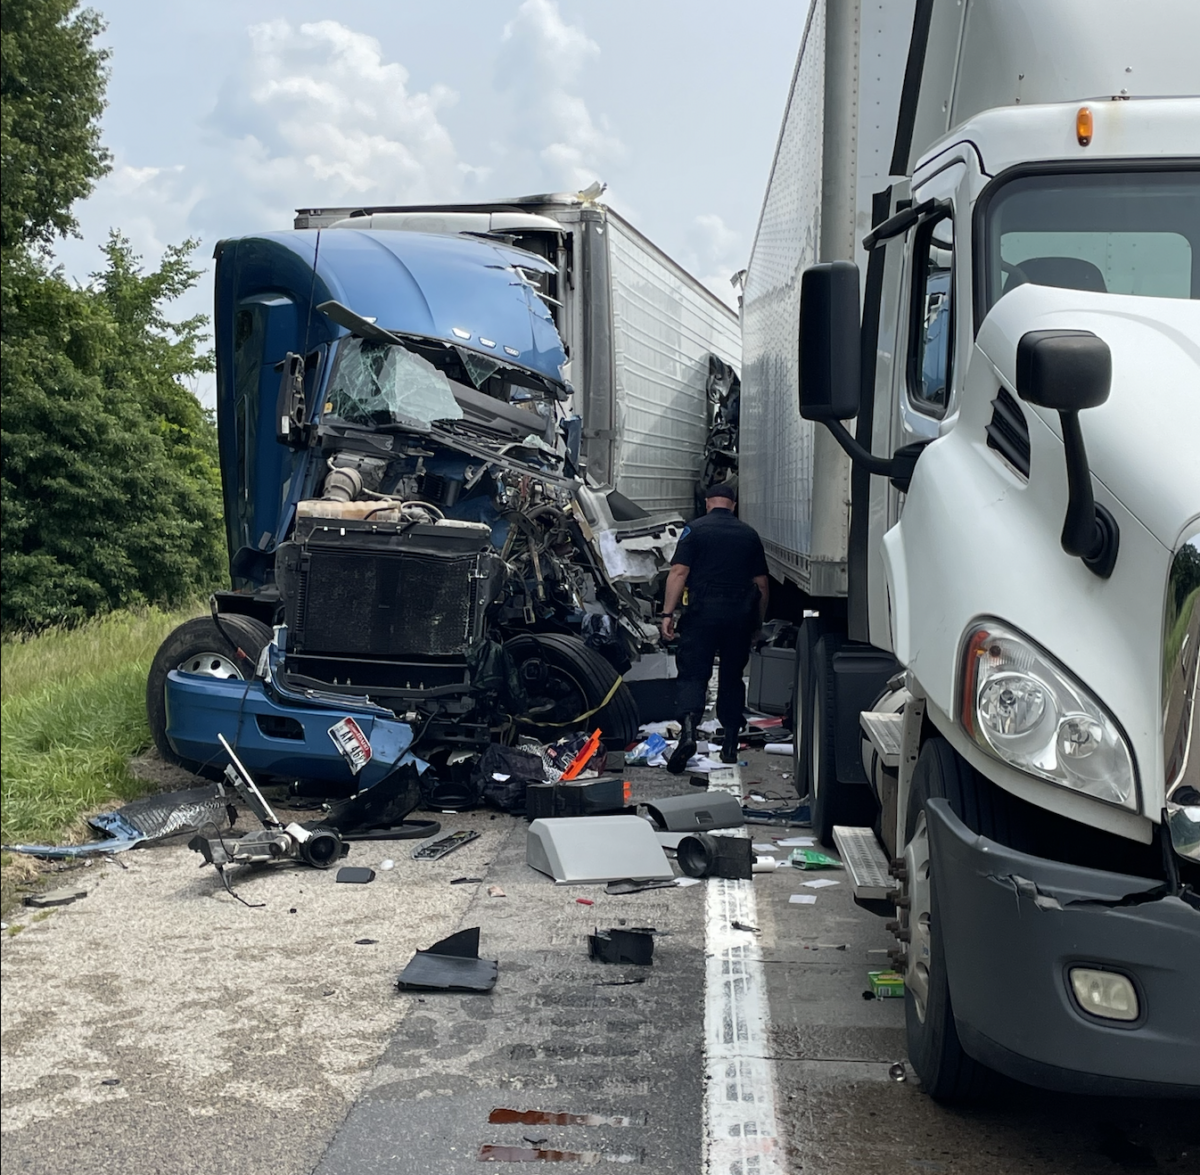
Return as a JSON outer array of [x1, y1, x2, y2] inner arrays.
[[295, 197, 740, 516], [744, 0, 1200, 1103]]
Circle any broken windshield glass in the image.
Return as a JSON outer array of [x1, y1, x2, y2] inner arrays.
[[325, 338, 464, 427]]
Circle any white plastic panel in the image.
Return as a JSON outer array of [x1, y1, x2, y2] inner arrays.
[[606, 215, 741, 514]]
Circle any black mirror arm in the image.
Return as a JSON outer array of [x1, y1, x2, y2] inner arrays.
[[823, 421, 928, 493], [1057, 410, 1119, 578], [824, 419, 894, 475]]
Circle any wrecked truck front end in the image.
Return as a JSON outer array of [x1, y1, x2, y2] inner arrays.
[[153, 228, 668, 787]]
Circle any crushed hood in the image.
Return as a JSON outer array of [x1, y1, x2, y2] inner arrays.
[[978, 284, 1200, 550]]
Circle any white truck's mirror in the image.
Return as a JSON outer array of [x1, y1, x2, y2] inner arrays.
[[798, 260, 861, 422], [1016, 329, 1119, 578], [1015, 329, 1111, 414]]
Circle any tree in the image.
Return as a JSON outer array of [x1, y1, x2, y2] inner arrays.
[[1, 0, 111, 255], [1, 236, 226, 630]]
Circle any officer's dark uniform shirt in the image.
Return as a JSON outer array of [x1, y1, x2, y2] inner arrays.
[[672, 508, 768, 620]]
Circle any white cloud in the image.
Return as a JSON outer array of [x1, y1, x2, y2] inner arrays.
[[200, 19, 470, 229], [683, 213, 745, 307], [496, 0, 624, 192]]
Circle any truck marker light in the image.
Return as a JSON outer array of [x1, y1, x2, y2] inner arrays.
[[1076, 107, 1093, 146], [1069, 968, 1138, 1022]]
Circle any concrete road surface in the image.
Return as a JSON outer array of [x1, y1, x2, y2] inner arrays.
[[2, 747, 1196, 1174]]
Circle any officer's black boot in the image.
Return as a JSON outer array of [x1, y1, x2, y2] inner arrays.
[[720, 728, 740, 764], [667, 714, 698, 775]]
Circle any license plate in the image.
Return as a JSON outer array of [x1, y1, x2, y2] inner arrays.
[[328, 717, 372, 774]]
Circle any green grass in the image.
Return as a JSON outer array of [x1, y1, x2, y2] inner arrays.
[[1, 604, 205, 846]]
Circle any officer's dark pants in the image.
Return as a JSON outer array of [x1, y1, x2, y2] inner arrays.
[[674, 612, 754, 737]]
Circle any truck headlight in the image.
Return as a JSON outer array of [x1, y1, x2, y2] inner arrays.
[[959, 620, 1137, 809]]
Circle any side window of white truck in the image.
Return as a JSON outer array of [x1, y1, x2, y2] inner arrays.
[[907, 216, 954, 417]]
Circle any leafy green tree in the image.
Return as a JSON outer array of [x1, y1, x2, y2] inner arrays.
[[1, 0, 111, 254], [1, 237, 226, 630], [1, 2, 226, 631]]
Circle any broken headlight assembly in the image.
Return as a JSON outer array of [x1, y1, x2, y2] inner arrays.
[[959, 619, 1137, 809]]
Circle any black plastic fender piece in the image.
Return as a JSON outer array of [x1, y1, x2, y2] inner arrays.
[[677, 832, 753, 879], [396, 927, 498, 992], [643, 793, 745, 832], [336, 867, 375, 884], [587, 927, 655, 965]]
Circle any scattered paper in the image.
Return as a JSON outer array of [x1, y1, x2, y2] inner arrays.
[[492, 773, 511, 782], [802, 878, 840, 889], [698, 719, 721, 734], [752, 843, 776, 853], [487, 885, 507, 898], [789, 894, 818, 905], [777, 837, 816, 847], [675, 877, 702, 887]]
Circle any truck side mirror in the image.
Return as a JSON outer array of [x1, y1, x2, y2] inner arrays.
[[798, 261, 861, 421], [1015, 330, 1110, 413], [1015, 330, 1118, 577]]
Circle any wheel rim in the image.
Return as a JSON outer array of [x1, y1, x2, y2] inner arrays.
[[904, 810, 933, 1022], [517, 656, 590, 728], [177, 650, 244, 680]]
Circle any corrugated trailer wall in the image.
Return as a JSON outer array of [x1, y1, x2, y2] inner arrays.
[[606, 213, 741, 516], [740, 0, 835, 587]]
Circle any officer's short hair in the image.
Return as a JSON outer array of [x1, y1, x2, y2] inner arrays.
[[705, 482, 737, 501]]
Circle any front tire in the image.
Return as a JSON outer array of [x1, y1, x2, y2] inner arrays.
[[505, 632, 639, 750], [902, 738, 995, 1102], [146, 614, 273, 777]]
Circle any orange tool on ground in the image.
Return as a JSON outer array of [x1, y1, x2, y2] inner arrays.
[[561, 728, 603, 781]]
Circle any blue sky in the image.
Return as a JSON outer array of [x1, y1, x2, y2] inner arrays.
[[55, 1, 806, 400]]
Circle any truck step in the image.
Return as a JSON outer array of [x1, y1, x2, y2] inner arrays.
[[832, 825, 897, 901], [859, 710, 902, 769]]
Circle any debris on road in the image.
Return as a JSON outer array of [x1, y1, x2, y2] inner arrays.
[[643, 792, 744, 832], [676, 831, 753, 880], [23, 888, 88, 909], [336, 867, 376, 884], [487, 885, 507, 897], [3, 783, 235, 859], [788, 894, 818, 905], [395, 927, 498, 993], [488, 1108, 642, 1128], [869, 970, 906, 999], [788, 847, 843, 870], [527, 815, 673, 885], [587, 926, 655, 966], [411, 829, 480, 860]]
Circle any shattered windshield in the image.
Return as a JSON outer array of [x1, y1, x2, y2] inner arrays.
[[324, 338, 464, 427]]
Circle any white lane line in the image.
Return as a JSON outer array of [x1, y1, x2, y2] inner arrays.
[[703, 767, 786, 1174]]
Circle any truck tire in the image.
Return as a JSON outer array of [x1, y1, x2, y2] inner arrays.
[[505, 632, 639, 751], [792, 616, 827, 801], [902, 737, 995, 1102], [810, 632, 876, 843], [146, 614, 273, 778]]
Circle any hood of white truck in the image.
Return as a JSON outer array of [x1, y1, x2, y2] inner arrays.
[[975, 284, 1200, 551]]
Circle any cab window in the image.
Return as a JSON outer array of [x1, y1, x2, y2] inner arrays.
[[907, 215, 954, 417]]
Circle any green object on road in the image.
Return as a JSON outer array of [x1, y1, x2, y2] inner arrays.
[[787, 847, 843, 870], [868, 970, 906, 998]]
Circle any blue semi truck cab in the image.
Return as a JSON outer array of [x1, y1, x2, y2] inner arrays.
[[147, 225, 650, 794]]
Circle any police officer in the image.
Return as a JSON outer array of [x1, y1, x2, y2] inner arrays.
[[660, 483, 770, 772]]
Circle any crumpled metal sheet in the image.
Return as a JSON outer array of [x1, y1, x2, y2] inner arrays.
[[2, 786, 233, 859]]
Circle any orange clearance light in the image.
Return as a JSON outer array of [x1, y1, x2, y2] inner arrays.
[[1076, 106, 1094, 146]]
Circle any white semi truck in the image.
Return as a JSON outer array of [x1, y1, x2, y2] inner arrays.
[[741, 0, 1199, 1099]]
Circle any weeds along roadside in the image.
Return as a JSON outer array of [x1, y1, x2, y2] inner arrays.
[[1, 603, 207, 849]]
